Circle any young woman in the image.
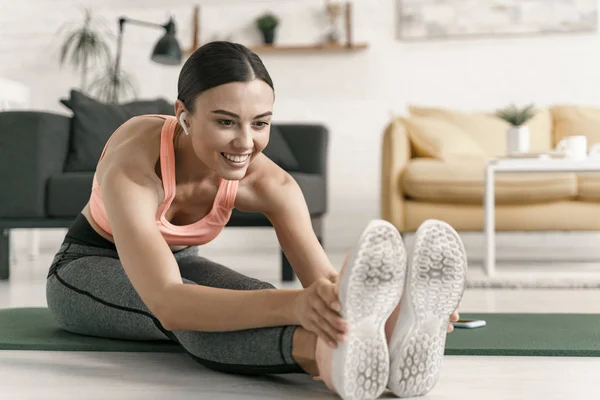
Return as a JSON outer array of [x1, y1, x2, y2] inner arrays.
[[46, 41, 466, 400]]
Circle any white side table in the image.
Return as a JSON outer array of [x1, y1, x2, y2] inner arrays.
[[0, 78, 40, 261], [484, 157, 600, 276]]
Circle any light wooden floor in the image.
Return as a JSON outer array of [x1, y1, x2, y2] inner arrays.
[[2, 244, 600, 399]]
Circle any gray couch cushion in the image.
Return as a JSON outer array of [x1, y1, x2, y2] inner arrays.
[[61, 90, 174, 173], [290, 172, 326, 215], [263, 125, 299, 171], [0, 112, 71, 218], [46, 172, 94, 218]]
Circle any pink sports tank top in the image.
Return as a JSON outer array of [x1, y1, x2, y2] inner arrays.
[[89, 114, 238, 246]]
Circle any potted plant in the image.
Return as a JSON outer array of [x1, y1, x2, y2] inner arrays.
[[256, 12, 280, 45], [88, 62, 137, 104], [496, 103, 536, 154], [56, 7, 112, 93]]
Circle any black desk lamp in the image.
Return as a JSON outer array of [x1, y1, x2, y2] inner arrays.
[[112, 15, 182, 101]]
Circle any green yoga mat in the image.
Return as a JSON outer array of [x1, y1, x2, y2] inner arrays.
[[446, 313, 600, 357], [1, 308, 600, 356], [0, 308, 184, 353]]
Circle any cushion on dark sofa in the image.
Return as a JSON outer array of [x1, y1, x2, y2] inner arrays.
[[263, 125, 299, 171], [60, 90, 174, 172], [46, 172, 94, 217], [289, 172, 326, 214]]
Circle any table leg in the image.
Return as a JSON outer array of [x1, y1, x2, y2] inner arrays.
[[1, 229, 9, 280], [29, 229, 40, 260], [484, 165, 496, 276]]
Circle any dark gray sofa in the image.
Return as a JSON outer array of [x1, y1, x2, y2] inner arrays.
[[0, 98, 328, 281]]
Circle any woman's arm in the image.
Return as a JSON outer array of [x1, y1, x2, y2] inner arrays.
[[101, 160, 302, 332], [252, 170, 339, 288], [160, 283, 299, 331]]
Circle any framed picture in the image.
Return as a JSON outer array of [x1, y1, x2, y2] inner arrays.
[[397, 0, 598, 40]]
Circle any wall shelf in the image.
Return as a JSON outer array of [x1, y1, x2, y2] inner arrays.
[[184, 3, 367, 56], [250, 43, 369, 53]]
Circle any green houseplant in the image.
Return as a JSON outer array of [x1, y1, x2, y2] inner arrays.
[[256, 12, 280, 45], [56, 7, 112, 92], [496, 103, 536, 154], [87, 63, 137, 104], [496, 103, 536, 126], [56, 7, 137, 103]]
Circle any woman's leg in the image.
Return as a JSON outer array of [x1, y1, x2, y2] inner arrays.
[[46, 243, 169, 341], [46, 243, 308, 375], [170, 250, 306, 375]]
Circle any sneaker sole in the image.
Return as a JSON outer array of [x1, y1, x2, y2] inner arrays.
[[387, 219, 468, 398], [332, 219, 407, 400]]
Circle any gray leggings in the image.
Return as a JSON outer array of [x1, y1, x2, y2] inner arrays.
[[46, 242, 302, 375]]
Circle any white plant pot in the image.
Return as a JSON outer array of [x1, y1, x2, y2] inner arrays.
[[506, 125, 530, 155]]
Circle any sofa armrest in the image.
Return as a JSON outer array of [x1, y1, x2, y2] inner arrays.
[[381, 119, 411, 231], [0, 111, 71, 217], [277, 124, 328, 176]]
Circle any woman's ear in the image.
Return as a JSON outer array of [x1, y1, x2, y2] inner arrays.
[[175, 100, 191, 136], [179, 112, 191, 136]]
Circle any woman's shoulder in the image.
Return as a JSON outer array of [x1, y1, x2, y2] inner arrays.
[[234, 153, 292, 214], [244, 152, 289, 185], [111, 115, 166, 149], [95, 115, 166, 183]]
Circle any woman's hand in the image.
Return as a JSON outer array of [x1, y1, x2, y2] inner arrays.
[[448, 310, 459, 333], [292, 277, 348, 348]]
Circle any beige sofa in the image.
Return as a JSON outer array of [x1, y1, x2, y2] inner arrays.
[[381, 104, 600, 233]]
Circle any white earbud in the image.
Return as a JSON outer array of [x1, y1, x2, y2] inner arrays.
[[179, 112, 190, 136]]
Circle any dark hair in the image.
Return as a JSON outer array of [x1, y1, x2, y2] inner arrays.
[[177, 41, 274, 113]]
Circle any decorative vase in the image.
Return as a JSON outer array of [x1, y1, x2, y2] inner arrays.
[[506, 125, 530, 155], [325, 1, 343, 44], [261, 29, 276, 45]]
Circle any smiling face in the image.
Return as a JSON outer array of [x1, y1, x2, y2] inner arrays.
[[176, 79, 274, 181]]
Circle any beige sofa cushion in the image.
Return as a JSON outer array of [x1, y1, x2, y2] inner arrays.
[[577, 173, 600, 201], [401, 116, 487, 162], [551, 105, 600, 148], [409, 105, 553, 157], [403, 200, 600, 232], [401, 158, 577, 205]]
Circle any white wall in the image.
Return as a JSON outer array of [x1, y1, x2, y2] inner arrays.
[[3, 0, 600, 253]]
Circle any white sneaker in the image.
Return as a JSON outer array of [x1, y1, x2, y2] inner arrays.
[[328, 219, 407, 400], [387, 219, 468, 398]]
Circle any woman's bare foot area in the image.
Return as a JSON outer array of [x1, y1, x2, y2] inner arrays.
[[291, 327, 338, 394], [315, 335, 337, 393]]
